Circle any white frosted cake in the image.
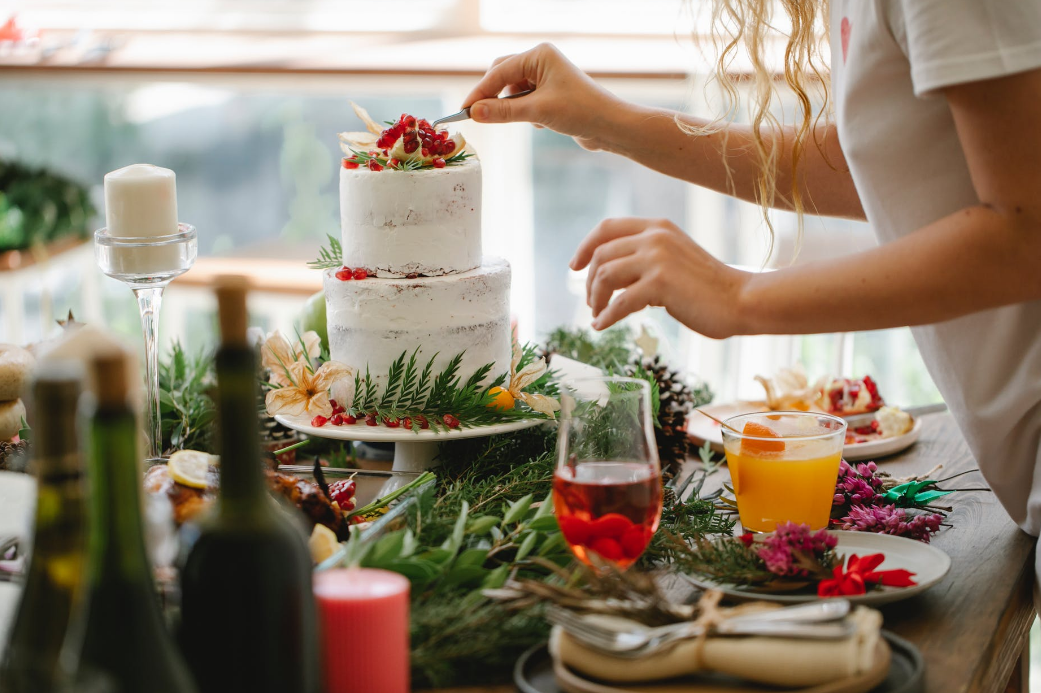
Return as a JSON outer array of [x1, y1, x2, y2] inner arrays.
[[327, 114, 511, 388]]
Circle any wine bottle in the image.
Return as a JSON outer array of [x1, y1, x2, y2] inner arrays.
[[0, 365, 86, 693], [67, 350, 198, 693], [179, 276, 319, 693]]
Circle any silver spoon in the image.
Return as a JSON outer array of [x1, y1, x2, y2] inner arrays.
[[432, 89, 535, 128]]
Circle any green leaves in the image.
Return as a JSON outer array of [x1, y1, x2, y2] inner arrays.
[[158, 342, 216, 454], [307, 233, 343, 270]]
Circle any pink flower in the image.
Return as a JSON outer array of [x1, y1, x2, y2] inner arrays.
[[755, 522, 837, 577], [840, 505, 942, 543]]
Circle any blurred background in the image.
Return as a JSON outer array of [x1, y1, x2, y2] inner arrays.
[[0, 0, 940, 406]]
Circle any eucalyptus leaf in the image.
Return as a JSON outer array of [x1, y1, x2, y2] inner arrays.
[[383, 558, 440, 583], [443, 564, 489, 587], [455, 548, 490, 569], [467, 515, 501, 536], [370, 530, 408, 564], [532, 491, 554, 519], [537, 531, 567, 557], [515, 532, 538, 561], [480, 564, 510, 590], [503, 494, 533, 525], [525, 516, 560, 533]]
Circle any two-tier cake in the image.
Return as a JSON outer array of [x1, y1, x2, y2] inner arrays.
[[325, 114, 512, 387]]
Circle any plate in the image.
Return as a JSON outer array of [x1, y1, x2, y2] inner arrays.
[[686, 403, 919, 461], [682, 531, 950, 606], [842, 418, 921, 462], [274, 414, 545, 442], [514, 631, 924, 693]]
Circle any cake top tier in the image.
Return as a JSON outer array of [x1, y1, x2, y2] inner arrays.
[[339, 106, 471, 172], [337, 105, 482, 279]]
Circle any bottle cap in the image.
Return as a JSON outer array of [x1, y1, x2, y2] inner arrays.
[[92, 350, 130, 409]]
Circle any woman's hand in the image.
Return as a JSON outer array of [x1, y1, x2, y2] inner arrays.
[[570, 218, 752, 339], [462, 43, 629, 152]]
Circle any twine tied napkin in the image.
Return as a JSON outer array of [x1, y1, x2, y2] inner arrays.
[[551, 605, 883, 689]]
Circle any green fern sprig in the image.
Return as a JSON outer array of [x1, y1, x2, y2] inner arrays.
[[379, 352, 407, 409], [308, 234, 343, 270]]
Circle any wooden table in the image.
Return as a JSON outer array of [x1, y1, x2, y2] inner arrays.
[[434, 413, 1037, 693]]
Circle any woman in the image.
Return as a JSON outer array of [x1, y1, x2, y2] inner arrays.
[[462, 3, 1041, 552]]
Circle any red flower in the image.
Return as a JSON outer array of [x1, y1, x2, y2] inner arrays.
[[817, 553, 917, 597], [739, 532, 755, 547]]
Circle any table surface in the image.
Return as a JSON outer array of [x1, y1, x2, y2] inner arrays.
[[432, 413, 1037, 693]]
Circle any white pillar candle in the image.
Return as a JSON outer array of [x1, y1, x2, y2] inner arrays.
[[104, 164, 179, 238], [102, 164, 181, 276]]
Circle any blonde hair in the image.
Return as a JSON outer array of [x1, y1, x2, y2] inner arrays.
[[681, 0, 831, 263]]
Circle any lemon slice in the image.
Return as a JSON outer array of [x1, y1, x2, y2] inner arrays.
[[168, 449, 216, 489], [309, 524, 340, 564]]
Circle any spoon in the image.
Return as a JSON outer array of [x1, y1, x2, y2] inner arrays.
[[432, 89, 535, 128]]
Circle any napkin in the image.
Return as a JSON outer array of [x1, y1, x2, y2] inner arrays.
[[551, 606, 883, 688]]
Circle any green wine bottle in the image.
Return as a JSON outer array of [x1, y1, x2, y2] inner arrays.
[[179, 277, 319, 693], [0, 365, 86, 693], [66, 351, 198, 693]]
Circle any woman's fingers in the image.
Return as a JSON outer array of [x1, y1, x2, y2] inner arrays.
[[592, 279, 657, 330], [570, 218, 655, 270], [463, 51, 540, 117], [588, 256, 644, 317], [584, 235, 643, 304]]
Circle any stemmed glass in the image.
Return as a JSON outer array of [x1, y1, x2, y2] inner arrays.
[[94, 224, 197, 462], [553, 376, 663, 570]]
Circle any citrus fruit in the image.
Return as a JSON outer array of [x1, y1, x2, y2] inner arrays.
[[486, 386, 516, 411], [308, 524, 340, 564], [168, 449, 217, 489], [740, 421, 786, 454]]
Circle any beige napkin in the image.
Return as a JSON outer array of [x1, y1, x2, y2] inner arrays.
[[551, 606, 883, 688]]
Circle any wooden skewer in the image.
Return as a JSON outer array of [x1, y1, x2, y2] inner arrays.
[[695, 408, 742, 433]]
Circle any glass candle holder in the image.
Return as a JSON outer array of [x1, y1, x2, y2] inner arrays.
[[94, 224, 197, 462]]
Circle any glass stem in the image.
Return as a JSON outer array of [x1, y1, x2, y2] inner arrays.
[[132, 286, 164, 460]]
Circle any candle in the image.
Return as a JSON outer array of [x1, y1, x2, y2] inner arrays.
[[104, 164, 178, 238], [315, 568, 410, 693]]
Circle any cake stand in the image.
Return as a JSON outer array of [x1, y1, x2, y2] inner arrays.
[[273, 415, 548, 471]]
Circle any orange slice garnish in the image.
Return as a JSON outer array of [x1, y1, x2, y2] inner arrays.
[[740, 421, 786, 454]]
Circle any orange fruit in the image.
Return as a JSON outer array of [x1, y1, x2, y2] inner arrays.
[[740, 421, 786, 454], [486, 386, 516, 411]]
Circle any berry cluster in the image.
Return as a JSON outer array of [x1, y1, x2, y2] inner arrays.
[[328, 478, 356, 512], [310, 401, 460, 430], [379, 113, 457, 164], [334, 266, 369, 281], [558, 513, 654, 564]]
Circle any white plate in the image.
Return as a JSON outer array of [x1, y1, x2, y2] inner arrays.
[[686, 401, 920, 461], [274, 414, 546, 442], [682, 530, 951, 606], [842, 417, 922, 461]]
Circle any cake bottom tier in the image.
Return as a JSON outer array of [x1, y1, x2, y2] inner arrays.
[[324, 257, 512, 394]]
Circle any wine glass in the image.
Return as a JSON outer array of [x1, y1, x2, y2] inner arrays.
[[553, 376, 663, 570]]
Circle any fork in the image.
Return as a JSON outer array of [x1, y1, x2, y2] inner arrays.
[[432, 90, 535, 128], [547, 600, 853, 656]]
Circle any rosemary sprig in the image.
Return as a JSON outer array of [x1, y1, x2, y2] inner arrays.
[[308, 233, 343, 270]]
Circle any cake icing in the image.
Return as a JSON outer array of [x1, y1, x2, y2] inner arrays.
[[340, 157, 481, 278], [325, 257, 511, 388]]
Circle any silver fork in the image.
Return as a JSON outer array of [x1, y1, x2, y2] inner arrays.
[[547, 600, 853, 656], [432, 90, 535, 128]]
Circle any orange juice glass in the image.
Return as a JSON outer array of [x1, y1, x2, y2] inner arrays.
[[722, 412, 846, 532]]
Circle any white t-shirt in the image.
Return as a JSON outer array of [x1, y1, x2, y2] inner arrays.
[[829, 0, 1041, 538]]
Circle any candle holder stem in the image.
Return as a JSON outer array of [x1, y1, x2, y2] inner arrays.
[[133, 285, 165, 461]]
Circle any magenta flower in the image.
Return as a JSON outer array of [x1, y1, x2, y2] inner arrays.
[[840, 505, 942, 543], [756, 522, 837, 577]]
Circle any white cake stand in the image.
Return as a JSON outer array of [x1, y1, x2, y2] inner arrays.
[[273, 415, 548, 471]]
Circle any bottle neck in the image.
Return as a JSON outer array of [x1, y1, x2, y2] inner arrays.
[[86, 405, 153, 583], [215, 346, 266, 511]]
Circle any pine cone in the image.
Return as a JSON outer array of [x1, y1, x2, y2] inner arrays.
[[0, 439, 30, 473], [662, 485, 678, 509], [628, 355, 707, 478]]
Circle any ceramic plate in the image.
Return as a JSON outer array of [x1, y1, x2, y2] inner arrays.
[[682, 531, 950, 606], [686, 402, 919, 461]]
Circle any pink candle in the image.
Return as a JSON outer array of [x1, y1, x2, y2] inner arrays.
[[314, 568, 410, 693]]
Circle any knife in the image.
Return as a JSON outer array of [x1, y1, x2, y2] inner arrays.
[[843, 402, 947, 427]]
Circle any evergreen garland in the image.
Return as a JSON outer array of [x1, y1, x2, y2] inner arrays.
[[0, 159, 95, 252]]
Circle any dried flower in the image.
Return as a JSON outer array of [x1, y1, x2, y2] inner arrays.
[[840, 505, 942, 543], [505, 342, 560, 419], [755, 522, 837, 577], [262, 331, 322, 387], [265, 360, 354, 418]]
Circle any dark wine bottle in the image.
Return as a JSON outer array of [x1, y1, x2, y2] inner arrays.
[[67, 350, 198, 693], [179, 276, 319, 693], [0, 365, 86, 693]]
